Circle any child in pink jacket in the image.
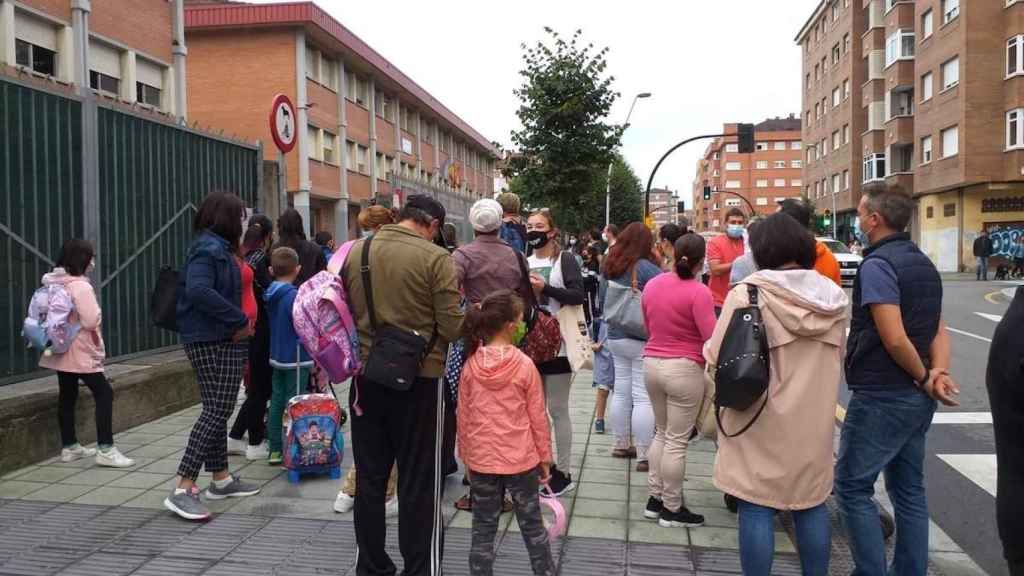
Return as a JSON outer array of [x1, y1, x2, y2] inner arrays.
[[458, 290, 554, 576], [38, 239, 134, 468]]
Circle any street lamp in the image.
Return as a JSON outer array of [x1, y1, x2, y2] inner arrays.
[[606, 92, 652, 228]]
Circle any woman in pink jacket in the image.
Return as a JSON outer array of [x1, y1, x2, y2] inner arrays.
[[39, 239, 134, 468], [458, 290, 554, 576]]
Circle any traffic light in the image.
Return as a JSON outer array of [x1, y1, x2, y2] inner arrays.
[[677, 200, 686, 213], [823, 209, 832, 227], [737, 123, 756, 154], [703, 186, 712, 201]]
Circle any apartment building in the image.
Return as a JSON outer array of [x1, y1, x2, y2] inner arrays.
[[691, 118, 804, 233], [797, 0, 1024, 271], [648, 188, 678, 230], [0, 0, 187, 117], [184, 1, 497, 241], [796, 0, 866, 243]]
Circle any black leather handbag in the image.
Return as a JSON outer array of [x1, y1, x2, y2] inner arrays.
[[714, 284, 771, 438], [151, 266, 181, 332], [359, 237, 437, 391]]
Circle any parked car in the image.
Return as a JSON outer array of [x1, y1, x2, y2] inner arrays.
[[818, 237, 862, 287]]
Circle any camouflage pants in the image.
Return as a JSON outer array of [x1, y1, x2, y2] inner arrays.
[[469, 468, 554, 576]]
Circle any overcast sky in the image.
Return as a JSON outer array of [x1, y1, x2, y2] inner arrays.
[[253, 0, 821, 208]]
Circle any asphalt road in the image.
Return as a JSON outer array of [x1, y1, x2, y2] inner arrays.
[[837, 278, 1017, 576]]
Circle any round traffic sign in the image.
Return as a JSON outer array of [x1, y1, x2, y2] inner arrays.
[[269, 94, 297, 154]]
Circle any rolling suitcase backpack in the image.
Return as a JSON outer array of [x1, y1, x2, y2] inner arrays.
[[283, 379, 347, 483]]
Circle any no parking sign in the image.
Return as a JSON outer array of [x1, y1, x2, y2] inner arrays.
[[269, 94, 297, 154]]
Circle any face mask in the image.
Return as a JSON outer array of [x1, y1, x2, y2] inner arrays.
[[86, 258, 96, 275], [361, 230, 374, 239], [855, 220, 871, 247], [726, 224, 744, 239], [601, 233, 608, 242], [569, 237, 577, 246], [527, 230, 550, 249], [511, 321, 527, 347]]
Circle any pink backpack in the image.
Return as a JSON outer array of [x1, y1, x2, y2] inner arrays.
[[293, 240, 360, 384], [23, 281, 80, 356]]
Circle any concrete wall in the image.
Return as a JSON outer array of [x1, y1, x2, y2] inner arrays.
[[0, 355, 200, 475]]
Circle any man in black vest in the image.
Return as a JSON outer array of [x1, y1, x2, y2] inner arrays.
[[986, 286, 1024, 576], [835, 189, 960, 576], [973, 229, 994, 281]]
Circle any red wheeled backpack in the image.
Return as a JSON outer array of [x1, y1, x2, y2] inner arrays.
[[283, 392, 346, 483]]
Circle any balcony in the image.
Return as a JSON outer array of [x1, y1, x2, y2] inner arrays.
[[886, 116, 915, 144], [867, 50, 885, 81], [867, 101, 886, 131]]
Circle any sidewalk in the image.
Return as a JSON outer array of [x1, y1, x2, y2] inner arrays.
[[0, 370, 965, 575]]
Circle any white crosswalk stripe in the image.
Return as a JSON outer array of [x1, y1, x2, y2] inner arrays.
[[974, 312, 1004, 323], [937, 454, 997, 497]]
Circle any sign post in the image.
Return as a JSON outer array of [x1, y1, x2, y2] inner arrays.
[[269, 94, 297, 218]]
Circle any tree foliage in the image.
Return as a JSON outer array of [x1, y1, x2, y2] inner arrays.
[[506, 28, 622, 230]]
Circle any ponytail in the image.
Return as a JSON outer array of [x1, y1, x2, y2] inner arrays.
[[462, 290, 524, 355], [673, 233, 706, 281]]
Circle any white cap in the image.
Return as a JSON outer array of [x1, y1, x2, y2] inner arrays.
[[469, 198, 503, 233]]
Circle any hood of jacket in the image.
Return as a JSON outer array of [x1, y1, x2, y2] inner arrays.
[[463, 345, 530, 391], [743, 269, 849, 347], [264, 280, 294, 305], [42, 268, 77, 286]]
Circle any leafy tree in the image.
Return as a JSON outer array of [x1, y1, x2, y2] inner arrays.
[[507, 28, 622, 229]]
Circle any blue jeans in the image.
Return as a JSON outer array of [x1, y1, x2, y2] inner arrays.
[[977, 257, 989, 280], [738, 500, 830, 576], [835, 389, 937, 576]]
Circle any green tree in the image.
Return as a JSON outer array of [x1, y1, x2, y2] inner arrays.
[[506, 28, 622, 228]]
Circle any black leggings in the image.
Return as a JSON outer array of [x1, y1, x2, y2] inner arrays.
[[57, 371, 113, 448]]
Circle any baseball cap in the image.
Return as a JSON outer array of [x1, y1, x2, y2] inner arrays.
[[404, 194, 446, 224], [469, 198, 503, 233]]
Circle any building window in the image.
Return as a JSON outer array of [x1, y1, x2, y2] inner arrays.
[[136, 82, 161, 107], [832, 130, 841, 150], [791, 141, 801, 150], [346, 141, 357, 171], [725, 144, 738, 153], [843, 170, 850, 189], [725, 180, 741, 189], [821, 138, 828, 157], [14, 39, 56, 77], [922, 135, 933, 162], [832, 173, 842, 194], [942, 57, 960, 90], [756, 142, 769, 151], [832, 43, 841, 65], [713, 152, 720, 160], [832, 1, 839, 20], [792, 160, 802, 169], [833, 86, 842, 107], [814, 63, 820, 81], [944, 203, 956, 217], [941, 125, 959, 157], [885, 30, 915, 67], [815, 102, 821, 119], [321, 131, 337, 164], [806, 73, 811, 91], [774, 178, 787, 187], [773, 160, 787, 168], [89, 71, 120, 95], [815, 181, 821, 198], [726, 161, 742, 170], [308, 126, 322, 161], [843, 33, 851, 55], [927, 206, 934, 218], [891, 143, 914, 172], [922, 10, 934, 39], [942, 0, 959, 24], [922, 71, 934, 101], [792, 179, 802, 187], [756, 197, 769, 206], [890, 87, 915, 117], [773, 141, 786, 151], [1009, 36, 1024, 77], [306, 47, 319, 81], [1007, 109, 1024, 150], [863, 154, 886, 182], [756, 160, 768, 169], [357, 144, 369, 174], [756, 179, 769, 188], [843, 124, 850, 144], [843, 79, 850, 100]]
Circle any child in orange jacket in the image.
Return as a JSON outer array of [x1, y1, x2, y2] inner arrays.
[[458, 290, 554, 576]]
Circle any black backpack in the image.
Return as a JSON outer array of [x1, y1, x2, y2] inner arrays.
[[151, 266, 181, 332], [714, 284, 770, 437]]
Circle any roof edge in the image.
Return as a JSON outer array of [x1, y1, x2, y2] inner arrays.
[[794, 0, 829, 44]]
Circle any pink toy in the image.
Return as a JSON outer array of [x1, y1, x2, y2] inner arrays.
[[539, 486, 567, 540]]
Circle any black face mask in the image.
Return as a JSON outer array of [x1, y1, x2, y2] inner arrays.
[[527, 230, 550, 249]]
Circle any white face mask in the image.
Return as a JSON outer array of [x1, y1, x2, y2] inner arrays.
[[86, 258, 96, 275]]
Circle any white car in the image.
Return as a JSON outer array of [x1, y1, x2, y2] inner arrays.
[[818, 238, 862, 287]]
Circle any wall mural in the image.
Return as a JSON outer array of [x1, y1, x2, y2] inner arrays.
[[986, 222, 1024, 258]]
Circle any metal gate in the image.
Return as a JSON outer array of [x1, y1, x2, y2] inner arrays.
[[0, 77, 260, 383]]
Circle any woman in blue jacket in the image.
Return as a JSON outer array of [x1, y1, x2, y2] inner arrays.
[[165, 192, 262, 521]]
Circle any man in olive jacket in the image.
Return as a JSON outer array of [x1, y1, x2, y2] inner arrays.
[[342, 194, 464, 576]]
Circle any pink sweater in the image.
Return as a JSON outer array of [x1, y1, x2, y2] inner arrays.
[[457, 345, 552, 475], [38, 270, 105, 374], [641, 273, 717, 364]]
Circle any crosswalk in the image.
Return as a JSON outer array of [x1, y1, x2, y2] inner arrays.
[[937, 454, 998, 497]]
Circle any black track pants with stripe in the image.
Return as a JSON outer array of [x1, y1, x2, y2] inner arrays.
[[351, 376, 445, 576]]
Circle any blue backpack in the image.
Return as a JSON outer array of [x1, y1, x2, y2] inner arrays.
[[499, 222, 526, 254]]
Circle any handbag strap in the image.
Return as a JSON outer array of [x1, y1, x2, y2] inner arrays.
[[361, 235, 440, 360], [630, 262, 639, 291], [516, 252, 541, 313], [715, 393, 769, 438], [747, 283, 759, 306]]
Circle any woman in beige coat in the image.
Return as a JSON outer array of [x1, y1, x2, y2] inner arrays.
[[704, 213, 849, 576]]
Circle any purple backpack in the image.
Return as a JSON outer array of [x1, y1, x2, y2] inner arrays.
[[23, 281, 80, 356], [293, 240, 360, 384]]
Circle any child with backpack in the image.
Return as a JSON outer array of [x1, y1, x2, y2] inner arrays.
[[265, 247, 314, 465], [458, 290, 555, 576], [36, 239, 134, 467]]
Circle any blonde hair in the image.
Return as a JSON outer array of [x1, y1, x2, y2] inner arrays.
[[496, 192, 521, 215], [358, 205, 396, 232]]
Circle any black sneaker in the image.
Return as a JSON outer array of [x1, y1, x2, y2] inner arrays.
[[545, 466, 576, 496], [658, 506, 705, 528], [643, 496, 663, 520]]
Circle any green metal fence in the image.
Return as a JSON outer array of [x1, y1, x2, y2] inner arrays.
[[0, 77, 260, 383]]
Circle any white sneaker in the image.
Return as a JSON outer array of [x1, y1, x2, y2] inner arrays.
[[245, 442, 270, 461], [95, 447, 135, 468], [227, 436, 247, 456], [334, 491, 355, 514], [385, 496, 399, 517], [60, 445, 97, 462]]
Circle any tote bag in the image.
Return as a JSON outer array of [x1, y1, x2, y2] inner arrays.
[[557, 303, 592, 372], [603, 264, 647, 340]]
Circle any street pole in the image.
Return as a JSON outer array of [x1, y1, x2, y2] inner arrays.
[[833, 189, 838, 239], [606, 92, 651, 228], [645, 134, 726, 217]]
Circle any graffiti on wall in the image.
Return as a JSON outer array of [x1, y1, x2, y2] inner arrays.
[[986, 223, 1024, 258]]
